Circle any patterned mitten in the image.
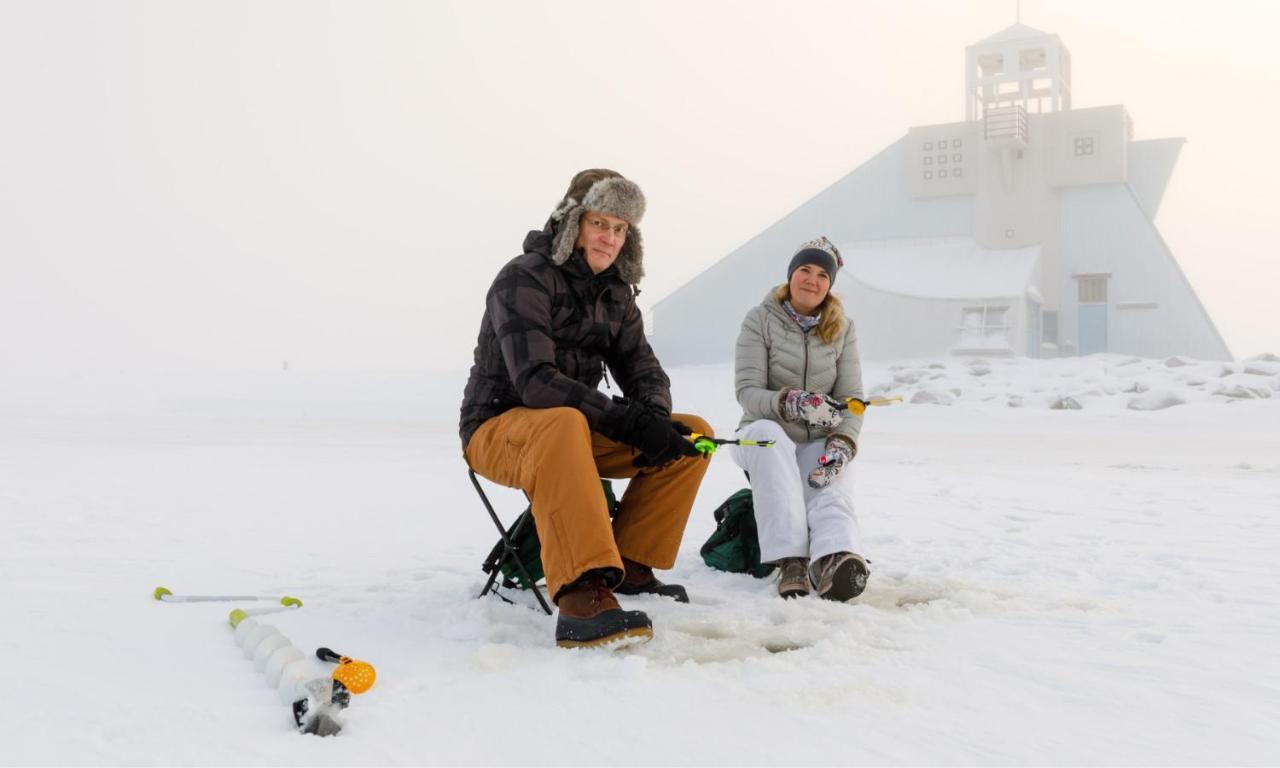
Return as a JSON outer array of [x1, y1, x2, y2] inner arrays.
[[780, 389, 843, 428], [807, 436, 856, 489]]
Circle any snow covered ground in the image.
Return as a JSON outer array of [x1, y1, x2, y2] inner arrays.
[[2, 356, 1279, 765]]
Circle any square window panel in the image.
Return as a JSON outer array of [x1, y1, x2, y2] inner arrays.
[[923, 170, 933, 180], [953, 167, 963, 177], [953, 139, 962, 148], [938, 155, 947, 164], [924, 142, 933, 151], [924, 156, 932, 165], [953, 153, 962, 162], [939, 169, 948, 178]]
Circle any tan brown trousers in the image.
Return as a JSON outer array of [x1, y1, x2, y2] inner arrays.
[[464, 406, 712, 601]]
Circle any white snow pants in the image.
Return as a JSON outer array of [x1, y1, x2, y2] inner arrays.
[[729, 419, 861, 564]]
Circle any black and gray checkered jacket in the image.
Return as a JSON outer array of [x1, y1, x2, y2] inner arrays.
[[459, 221, 671, 449]]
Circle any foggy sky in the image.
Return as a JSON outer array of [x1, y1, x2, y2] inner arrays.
[[2, 0, 1277, 376]]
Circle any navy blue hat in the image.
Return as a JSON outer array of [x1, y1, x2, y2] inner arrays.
[[787, 236, 842, 284]]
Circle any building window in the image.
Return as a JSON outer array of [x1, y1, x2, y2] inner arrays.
[[924, 156, 933, 165], [952, 153, 962, 163], [957, 305, 1012, 349], [1077, 277, 1108, 303], [953, 167, 963, 178], [939, 169, 948, 178], [1074, 136, 1095, 156], [924, 141, 933, 151], [937, 155, 947, 164], [923, 171, 933, 180], [953, 138, 962, 148]]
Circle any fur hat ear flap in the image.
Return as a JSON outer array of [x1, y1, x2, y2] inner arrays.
[[550, 196, 579, 222], [551, 212, 583, 267]]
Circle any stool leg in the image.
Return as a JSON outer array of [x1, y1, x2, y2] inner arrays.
[[469, 470, 552, 615]]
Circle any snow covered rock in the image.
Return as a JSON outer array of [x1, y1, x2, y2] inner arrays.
[[1128, 390, 1187, 411], [1245, 352, 1280, 363], [910, 388, 956, 405], [1163, 356, 1194, 368], [1243, 362, 1280, 377], [1214, 384, 1271, 400], [1050, 396, 1083, 410]]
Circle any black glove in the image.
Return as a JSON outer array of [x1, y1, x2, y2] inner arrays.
[[621, 403, 701, 468]]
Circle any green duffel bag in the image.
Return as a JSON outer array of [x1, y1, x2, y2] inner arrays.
[[700, 488, 775, 578]]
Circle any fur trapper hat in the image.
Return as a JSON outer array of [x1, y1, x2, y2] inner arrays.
[[549, 169, 646, 285]]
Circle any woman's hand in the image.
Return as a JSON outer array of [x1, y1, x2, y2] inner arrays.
[[807, 435, 856, 488], [780, 389, 843, 428]]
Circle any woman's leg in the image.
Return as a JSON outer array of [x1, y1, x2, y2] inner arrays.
[[795, 438, 862, 562], [730, 420, 806, 563]]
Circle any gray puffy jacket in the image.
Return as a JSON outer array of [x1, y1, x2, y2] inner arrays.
[[735, 291, 864, 446]]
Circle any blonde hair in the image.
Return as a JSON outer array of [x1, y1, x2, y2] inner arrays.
[[772, 283, 846, 344]]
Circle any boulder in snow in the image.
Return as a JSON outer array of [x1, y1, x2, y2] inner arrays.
[[1163, 356, 1194, 368], [1214, 384, 1271, 400], [1127, 390, 1186, 411], [910, 388, 956, 406], [1050, 396, 1083, 410], [1243, 362, 1280, 377]]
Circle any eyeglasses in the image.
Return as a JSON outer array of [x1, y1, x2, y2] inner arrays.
[[584, 217, 629, 239]]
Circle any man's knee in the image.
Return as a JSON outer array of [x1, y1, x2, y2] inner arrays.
[[533, 407, 591, 439], [673, 412, 712, 437]]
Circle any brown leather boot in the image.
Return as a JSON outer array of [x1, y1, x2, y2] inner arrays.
[[555, 572, 653, 649], [614, 557, 690, 603]]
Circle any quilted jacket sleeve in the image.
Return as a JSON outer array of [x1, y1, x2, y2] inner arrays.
[[828, 318, 865, 446], [735, 306, 785, 422], [606, 296, 673, 418]]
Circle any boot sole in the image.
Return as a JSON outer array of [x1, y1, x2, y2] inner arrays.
[[818, 557, 869, 603], [778, 587, 810, 599], [556, 626, 654, 649]]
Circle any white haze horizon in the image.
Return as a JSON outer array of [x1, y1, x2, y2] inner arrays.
[[2, 0, 1278, 380]]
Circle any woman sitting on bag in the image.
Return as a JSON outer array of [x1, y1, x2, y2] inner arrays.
[[731, 236, 869, 601]]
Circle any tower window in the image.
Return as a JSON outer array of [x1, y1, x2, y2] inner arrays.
[[924, 141, 933, 151], [924, 156, 933, 165], [939, 169, 948, 178], [923, 171, 933, 180], [952, 153, 962, 163], [953, 167, 963, 178], [1074, 136, 1095, 156], [1078, 277, 1108, 303], [937, 155, 947, 164], [953, 139, 962, 148]]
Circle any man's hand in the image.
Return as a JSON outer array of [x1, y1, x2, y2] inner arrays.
[[780, 389, 844, 428], [807, 435, 856, 488], [622, 404, 701, 468]]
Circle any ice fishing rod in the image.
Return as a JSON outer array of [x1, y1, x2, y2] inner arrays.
[[835, 396, 904, 415], [688, 433, 774, 456], [154, 586, 303, 606]]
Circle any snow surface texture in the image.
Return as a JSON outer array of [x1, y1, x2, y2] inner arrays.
[[2, 356, 1279, 765]]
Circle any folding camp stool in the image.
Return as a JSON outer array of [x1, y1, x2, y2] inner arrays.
[[469, 468, 553, 615], [470, 469, 623, 616]]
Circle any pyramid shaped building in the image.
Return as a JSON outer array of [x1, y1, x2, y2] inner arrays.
[[651, 24, 1230, 363]]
